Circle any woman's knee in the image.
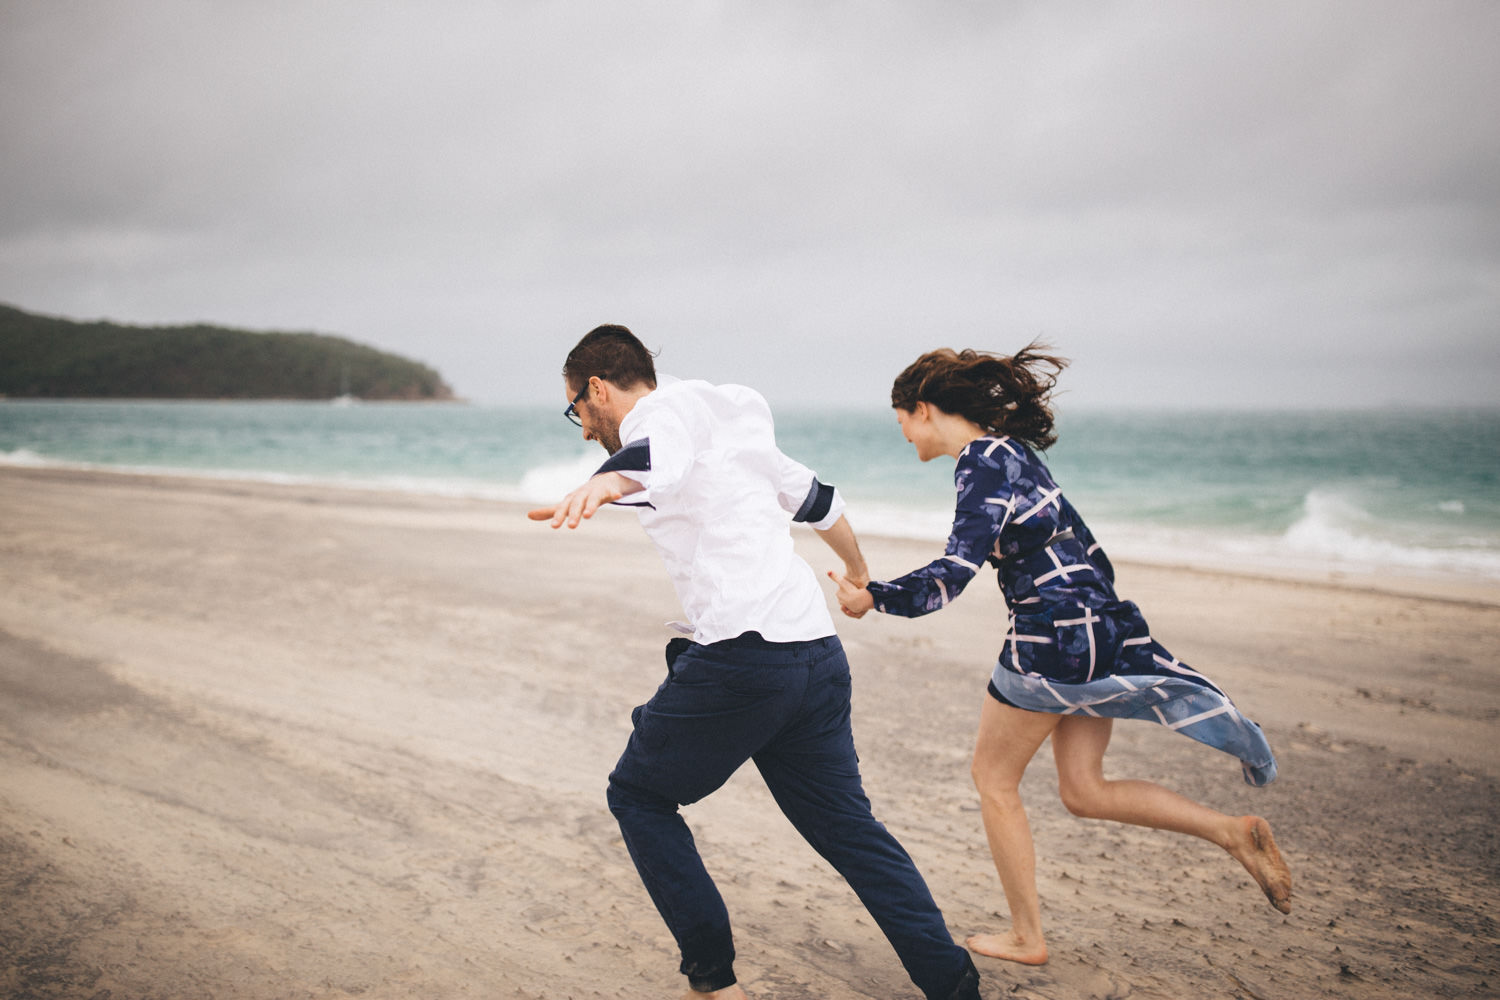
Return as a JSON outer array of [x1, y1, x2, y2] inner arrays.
[[1057, 775, 1107, 818], [971, 755, 1023, 805]]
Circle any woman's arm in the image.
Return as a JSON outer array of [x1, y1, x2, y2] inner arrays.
[[854, 453, 1012, 618], [863, 551, 983, 617]]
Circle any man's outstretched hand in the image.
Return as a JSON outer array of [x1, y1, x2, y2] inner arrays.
[[527, 471, 637, 529]]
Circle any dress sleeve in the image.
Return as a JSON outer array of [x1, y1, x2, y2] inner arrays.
[[866, 453, 1011, 618]]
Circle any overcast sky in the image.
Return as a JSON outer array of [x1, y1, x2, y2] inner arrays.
[[2, 1, 1496, 408]]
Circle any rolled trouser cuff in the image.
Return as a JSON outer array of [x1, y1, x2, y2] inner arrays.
[[686, 963, 736, 993], [678, 923, 736, 993], [936, 953, 981, 1000]]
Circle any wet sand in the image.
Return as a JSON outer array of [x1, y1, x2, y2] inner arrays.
[[2, 465, 1497, 999]]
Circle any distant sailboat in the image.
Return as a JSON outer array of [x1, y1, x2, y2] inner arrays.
[[331, 364, 358, 406]]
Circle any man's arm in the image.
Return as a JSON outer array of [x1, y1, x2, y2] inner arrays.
[[527, 471, 643, 529], [814, 514, 869, 589]]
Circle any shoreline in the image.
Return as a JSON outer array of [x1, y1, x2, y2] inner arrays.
[[4, 461, 1497, 608], [2, 463, 1498, 998]]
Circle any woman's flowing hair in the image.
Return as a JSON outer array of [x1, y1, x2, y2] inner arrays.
[[891, 341, 1069, 450]]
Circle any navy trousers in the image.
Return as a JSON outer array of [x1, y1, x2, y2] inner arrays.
[[607, 632, 977, 999]]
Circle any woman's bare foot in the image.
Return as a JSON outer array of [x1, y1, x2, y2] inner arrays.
[[683, 985, 748, 1000], [965, 929, 1048, 965], [1228, 815, 1292, 913]]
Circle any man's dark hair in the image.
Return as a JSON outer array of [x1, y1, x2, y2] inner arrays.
[[563, 325, 658, 392]]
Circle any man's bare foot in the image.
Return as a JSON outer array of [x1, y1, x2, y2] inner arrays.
[[965, 930, 1048, 965], [1229, 815, 1293, 913], [683, 985, 748, 1000]]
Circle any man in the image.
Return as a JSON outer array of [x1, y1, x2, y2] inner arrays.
[[529, 325, 982, 1000]]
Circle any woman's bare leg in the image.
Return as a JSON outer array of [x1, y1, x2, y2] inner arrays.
[[1050, 715, 1292, 913], [966, 697, 1062, 964]]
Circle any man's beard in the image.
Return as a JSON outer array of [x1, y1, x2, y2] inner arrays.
[[586, 401, 623, 454]]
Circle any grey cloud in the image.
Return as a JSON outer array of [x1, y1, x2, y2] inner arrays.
[[2, 0, 1496, 407]]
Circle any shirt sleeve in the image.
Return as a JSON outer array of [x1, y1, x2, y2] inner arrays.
[[775, 451, 846, 530], [866, 454, 1011, 618], [592, 404, 696, 500]]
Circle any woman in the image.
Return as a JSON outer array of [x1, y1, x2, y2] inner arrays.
[[832, 345, 1292, 967]]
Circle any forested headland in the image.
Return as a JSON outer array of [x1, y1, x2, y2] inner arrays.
[[0, 303, 456, 401]]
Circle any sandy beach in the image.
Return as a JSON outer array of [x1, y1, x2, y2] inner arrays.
[[2, 464, 1496, 999]]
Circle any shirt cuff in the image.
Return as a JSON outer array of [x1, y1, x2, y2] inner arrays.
[[802, 483, 845, 531]]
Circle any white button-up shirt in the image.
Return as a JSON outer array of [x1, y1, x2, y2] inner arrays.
[[600, 376, 846, 646]]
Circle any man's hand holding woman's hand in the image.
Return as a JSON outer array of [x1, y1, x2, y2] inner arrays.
[[828, 569, 876, 619]]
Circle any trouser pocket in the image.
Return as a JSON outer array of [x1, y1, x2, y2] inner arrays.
[[664, 636, 691, 677]]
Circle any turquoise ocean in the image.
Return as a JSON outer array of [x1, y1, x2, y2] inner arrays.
[[3, 400, 1498, 584]]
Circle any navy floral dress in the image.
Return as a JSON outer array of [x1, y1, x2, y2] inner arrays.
[[866, 436, 1277, 786]]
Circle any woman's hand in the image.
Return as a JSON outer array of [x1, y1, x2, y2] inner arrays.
[[827, 570, 876, 619]]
